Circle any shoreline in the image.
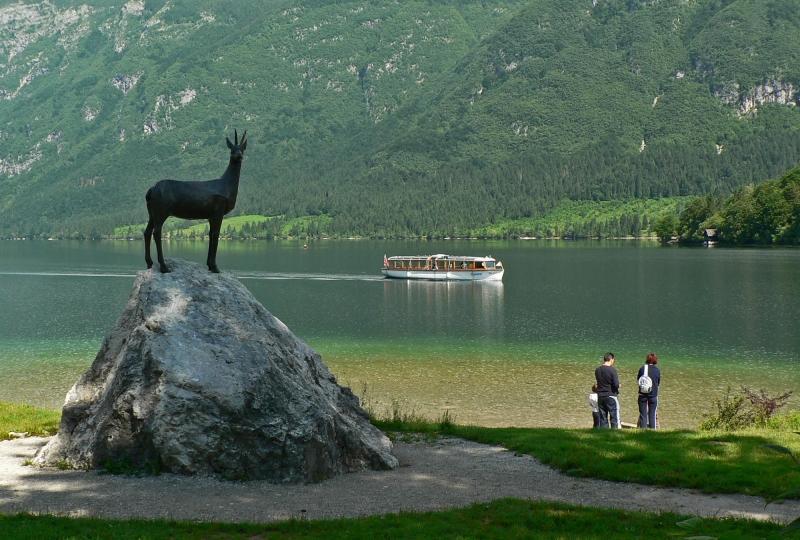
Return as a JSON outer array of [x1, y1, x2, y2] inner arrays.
[[4, 238, 798, 248], [3, 236, 664, 242]]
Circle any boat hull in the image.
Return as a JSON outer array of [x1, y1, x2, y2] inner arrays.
[[382, 268, 504, 281]]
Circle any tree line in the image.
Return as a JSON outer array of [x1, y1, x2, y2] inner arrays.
[[654, 165, 800, 245]]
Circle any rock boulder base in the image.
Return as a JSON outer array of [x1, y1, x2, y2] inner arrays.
[[34, 259, 397, 482]]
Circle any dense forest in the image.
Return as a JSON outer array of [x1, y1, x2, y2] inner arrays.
[[2, 0, 800, 238], [108, 162, 800, 244], [655, 165, 800, 245]]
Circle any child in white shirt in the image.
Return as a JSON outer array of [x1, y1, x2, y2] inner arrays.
[[588, 384, 600, 428]]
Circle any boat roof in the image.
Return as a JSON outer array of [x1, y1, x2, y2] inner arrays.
[[387, 254, 496, 262]]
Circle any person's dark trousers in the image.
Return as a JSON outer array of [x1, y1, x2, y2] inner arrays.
[[638, 394, 658, 429], [598, 395, 621, 429], [592, 411, 601, 428], [597, 408, 608, 428]]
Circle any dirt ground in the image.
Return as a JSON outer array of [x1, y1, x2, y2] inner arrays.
[[1, 436, 798, 524]]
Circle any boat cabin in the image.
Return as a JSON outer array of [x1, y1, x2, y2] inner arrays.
[[382, 253, 504, 281], [384, 254, 499, 271]]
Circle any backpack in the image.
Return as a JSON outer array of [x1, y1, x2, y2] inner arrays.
[[638, 364, 653, 394]]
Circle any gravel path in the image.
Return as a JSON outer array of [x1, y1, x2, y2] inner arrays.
[[1, 436, 798, 524]]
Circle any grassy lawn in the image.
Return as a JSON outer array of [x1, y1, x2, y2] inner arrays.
[[110, 214, 334, 239], [375, 417, 800, 500], [112, 214, 275, 238], [280, 215, 333, 237], [0, 402, 60, 441], [0, 499, 787, 539], [1, 401, 797, 537], [175, 214, 275, 236], [471, 197, 691, 238], [2, 401, 798, 499]]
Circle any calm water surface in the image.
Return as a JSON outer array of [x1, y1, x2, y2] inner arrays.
[[1, 240, 798, 428]]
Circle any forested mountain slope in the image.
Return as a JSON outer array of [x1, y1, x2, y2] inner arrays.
[[1, 0, 799, 237]]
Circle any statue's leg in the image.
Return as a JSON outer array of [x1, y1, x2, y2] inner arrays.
[[144, 218, 154, 269], [154, 217, 170, 273], [207, 216, 222, 273]]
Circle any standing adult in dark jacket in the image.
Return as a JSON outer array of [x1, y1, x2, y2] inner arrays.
[[594, 352, 621, 429], [637, 352, 661, 429]]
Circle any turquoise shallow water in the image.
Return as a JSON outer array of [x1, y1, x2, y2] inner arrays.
[[1, 240, 798, 427]]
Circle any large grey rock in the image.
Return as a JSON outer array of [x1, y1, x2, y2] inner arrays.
[[34, 259, 397, 482]]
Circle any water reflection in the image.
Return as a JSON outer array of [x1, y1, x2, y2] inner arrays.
[[382, 280, 504, 338]]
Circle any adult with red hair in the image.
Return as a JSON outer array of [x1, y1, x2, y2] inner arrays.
[[637, 353, 661, 429]]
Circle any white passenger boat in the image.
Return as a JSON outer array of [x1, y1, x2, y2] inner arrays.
[[382, 254, 504, 281]]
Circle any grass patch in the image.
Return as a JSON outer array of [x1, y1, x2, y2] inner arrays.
[[112, 214, 275, 238], [110, 213, 334, 240], [375, 418, 800, 499], [0, 402, 60, 441], [768, 411, 800, 431], [175, 214, 275, 236], [471, 197, 692, 238], [0, 498, 785, 539], [98, 456, 163, 477], [280, 215, 333, 237], [2, 402, 797, 535], [5, 400, 798, 499]]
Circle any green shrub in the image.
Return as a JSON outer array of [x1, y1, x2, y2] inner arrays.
[[700, 386, 793, 431], [767, 410, 800, 431]]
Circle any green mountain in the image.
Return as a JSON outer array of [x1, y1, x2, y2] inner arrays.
[[2, 0, 800, 238]]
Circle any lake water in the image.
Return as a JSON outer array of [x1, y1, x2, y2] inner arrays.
[[1, 240, 798, 428]]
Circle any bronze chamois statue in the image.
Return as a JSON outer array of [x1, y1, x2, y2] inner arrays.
[[144, 130, 247, 273]]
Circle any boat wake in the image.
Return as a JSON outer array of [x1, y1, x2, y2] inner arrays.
[[0, 271, 135, 278], [236, 271, 384, 282]]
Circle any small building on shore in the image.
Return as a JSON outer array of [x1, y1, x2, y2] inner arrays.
[[703, 228, 718, 246]]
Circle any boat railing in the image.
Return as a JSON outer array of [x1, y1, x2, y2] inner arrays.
[[385, 263, 499, 271]]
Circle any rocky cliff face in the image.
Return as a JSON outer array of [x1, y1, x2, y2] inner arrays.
[[34, 259, 397, 482], [714, 79, 798, 116]]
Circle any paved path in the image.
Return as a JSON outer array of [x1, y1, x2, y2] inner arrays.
[[1, 436, 798, 524]]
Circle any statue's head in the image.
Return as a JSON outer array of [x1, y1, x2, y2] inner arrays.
[[226, 129, 248, 161]]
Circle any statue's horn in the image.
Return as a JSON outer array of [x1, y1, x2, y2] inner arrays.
[[241, 130, 247, 143], [234, 129, 238, 145]]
